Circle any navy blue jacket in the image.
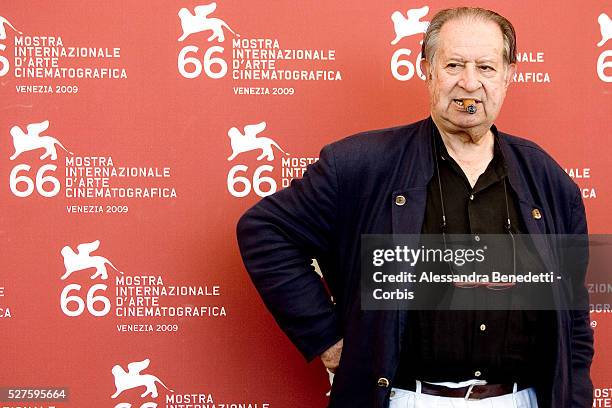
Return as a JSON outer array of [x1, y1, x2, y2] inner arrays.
[[237, 117, 593, 408]]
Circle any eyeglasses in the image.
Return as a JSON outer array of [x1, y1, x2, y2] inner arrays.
[[433, 130, 516, 290], [441, 228, 517, 290]]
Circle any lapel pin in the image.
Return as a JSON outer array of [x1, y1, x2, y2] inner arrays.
[[532, 208, 542, 220]]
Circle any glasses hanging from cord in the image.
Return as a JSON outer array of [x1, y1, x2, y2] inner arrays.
[[432, 129, 517, 290]]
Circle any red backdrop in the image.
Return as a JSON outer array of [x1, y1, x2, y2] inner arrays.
[[0, 1, 610, 407]]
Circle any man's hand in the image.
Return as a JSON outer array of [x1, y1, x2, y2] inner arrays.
[[320, 339, 343, 373]]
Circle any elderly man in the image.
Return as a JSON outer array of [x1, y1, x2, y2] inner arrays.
[[237, 7, 593, 408]]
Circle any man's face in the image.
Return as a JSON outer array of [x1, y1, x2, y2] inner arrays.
[[424, 18, 516, 137]]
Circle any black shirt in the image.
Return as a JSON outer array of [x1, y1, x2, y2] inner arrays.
[[393, 126, 555, 386]]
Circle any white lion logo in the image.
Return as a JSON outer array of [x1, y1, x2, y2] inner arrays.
[[597, 13, 611, 47], [0, 16, 22, 40], [9, 120, 72, 161], [113, 403, 157, 408], [227, 121, 289, 161], [178, 2, 239, 42], [390, 6, 430, 45], [111, 359, 173, 399], [60, 240, 123, 280]]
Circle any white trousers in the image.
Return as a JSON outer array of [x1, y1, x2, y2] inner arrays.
[[389, 381, 538, 408]]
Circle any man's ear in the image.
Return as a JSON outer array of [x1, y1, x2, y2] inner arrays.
[[504, 63, 517, 89], [421, 59, 432, 81]]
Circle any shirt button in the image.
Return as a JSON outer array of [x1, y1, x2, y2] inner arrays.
[[469, 194, 474, 201], [377, 377, 390, 388], [395, 195, 406, 206], [475, 370, 482, 377], [474, 235, 480, 242], [480, 324, 486, 331]]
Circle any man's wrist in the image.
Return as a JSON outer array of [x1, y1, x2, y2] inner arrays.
[[320, 338, 343, 371]]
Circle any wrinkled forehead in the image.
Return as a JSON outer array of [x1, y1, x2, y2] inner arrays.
[[437, 18, 505, 62]]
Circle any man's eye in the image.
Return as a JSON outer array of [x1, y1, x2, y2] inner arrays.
[[446, 63, 461, 69], [479, 65, 494, 71]]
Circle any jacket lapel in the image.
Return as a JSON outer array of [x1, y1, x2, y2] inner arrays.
[[498, 132, 555, 272], [391, 117, 435, 234], [390, 119, 435, 360]]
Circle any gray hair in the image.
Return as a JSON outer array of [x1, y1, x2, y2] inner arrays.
[[421, 7, 517, 67]]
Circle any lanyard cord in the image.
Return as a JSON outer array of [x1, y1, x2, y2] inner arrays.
[[431, 127, 512, 233]]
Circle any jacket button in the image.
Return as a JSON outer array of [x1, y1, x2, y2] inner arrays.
[[377, 377, 390, 388], [532, 208, 542, 219], [395, 195, 406, 206]]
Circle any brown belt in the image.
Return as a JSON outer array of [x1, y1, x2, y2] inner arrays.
[[403, 381, 529, 400]]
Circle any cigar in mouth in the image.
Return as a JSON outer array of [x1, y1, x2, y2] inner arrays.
[[464, 99, 477, 114], [453, 98, 478, 114]]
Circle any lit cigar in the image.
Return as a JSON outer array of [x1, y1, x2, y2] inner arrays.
[[464, 99, 477, 114]]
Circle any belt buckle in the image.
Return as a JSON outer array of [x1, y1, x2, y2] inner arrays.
[[464, 380, 487, 401]]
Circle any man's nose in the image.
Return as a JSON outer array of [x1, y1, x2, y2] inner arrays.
[[458, 64, 482, 92]]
